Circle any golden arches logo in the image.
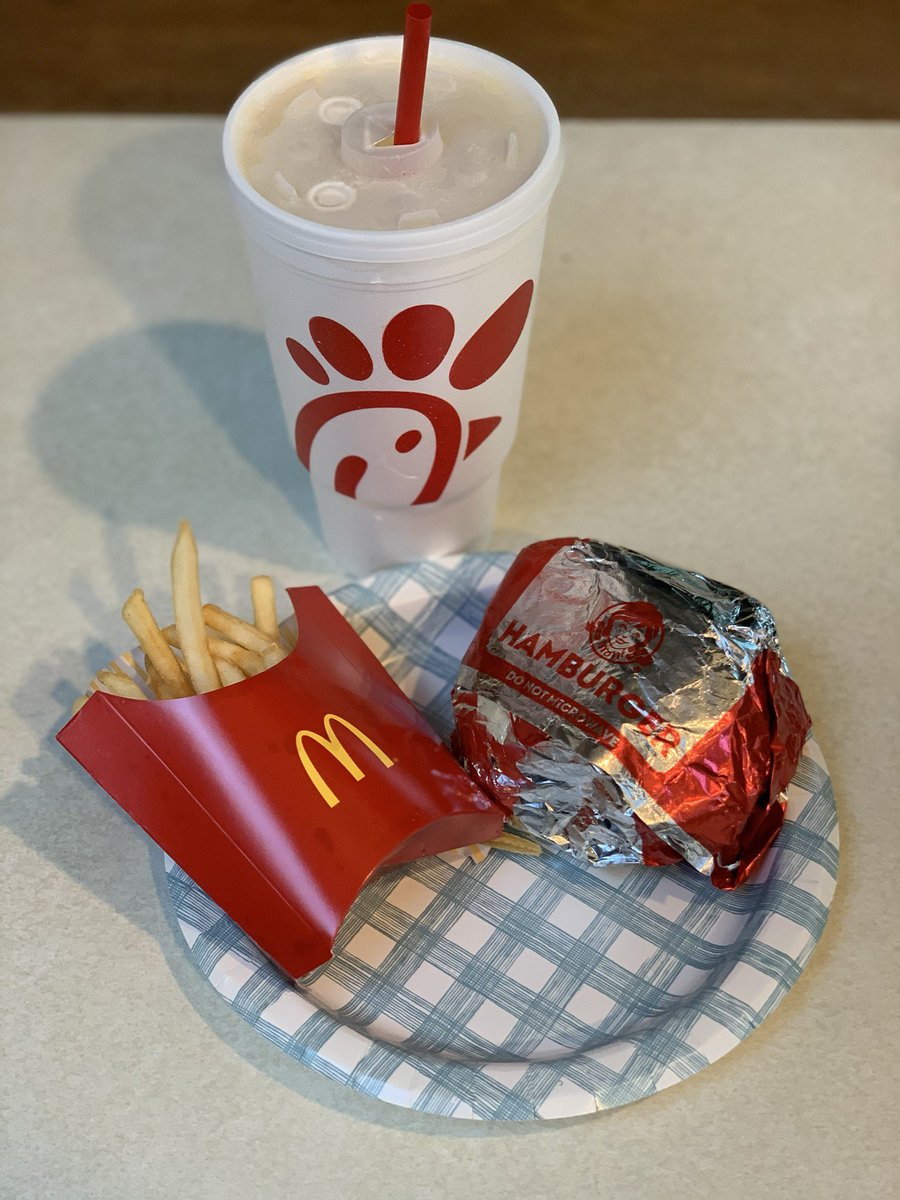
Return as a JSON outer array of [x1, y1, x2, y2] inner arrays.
[[295, 713, 394, 808]]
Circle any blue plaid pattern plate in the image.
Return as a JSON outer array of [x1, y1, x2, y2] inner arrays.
[[162, 553, 839, 1120]]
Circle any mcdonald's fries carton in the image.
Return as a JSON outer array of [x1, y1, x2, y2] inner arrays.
[[57, 586, 502, 979]]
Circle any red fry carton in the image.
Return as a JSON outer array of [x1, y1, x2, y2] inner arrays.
[[58, 587, 502, 978]]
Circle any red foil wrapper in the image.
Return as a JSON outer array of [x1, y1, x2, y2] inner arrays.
[[58, 587, 502, 978], [452, 539, 811, 888]]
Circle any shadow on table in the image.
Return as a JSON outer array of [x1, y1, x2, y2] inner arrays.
[[1, 649, 164, 929], [29, 120, 320, 558], [73, 122, 242, 324], [29, 320, 319, 563]]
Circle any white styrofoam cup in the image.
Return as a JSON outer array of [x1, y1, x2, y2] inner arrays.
[[224, 37, 562, 574]]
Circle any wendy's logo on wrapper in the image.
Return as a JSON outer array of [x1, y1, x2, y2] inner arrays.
[[587, 602, 665, 669], [285, 281, 534, 504]]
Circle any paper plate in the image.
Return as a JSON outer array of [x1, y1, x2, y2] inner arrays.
[[162, 553, 839, 1120]]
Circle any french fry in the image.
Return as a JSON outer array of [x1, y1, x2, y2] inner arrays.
[[143, 656, 183, 701], [95, 669, 147, 700], [145, 659, 163, 699], [169, 643, 192, 675], [77, 523, 290, 711], [461, 831, 542, 863], [487, 831, 542, 857], [122, 589, 192, 698], [122, 650, 148, 682], [163, 626, 263, 676], [202, 604, 272, 654], [213, 640, 266, 675], [251, 575, 280, 643], [71, 695, 89, 716], [213, 657, 245, 687], [206, 638, 266, 676], [171, 521, 220, 694], [259, 642, 286, 670]]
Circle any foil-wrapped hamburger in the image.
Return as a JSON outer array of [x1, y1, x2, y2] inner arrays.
[[452, 539, 811, 888]]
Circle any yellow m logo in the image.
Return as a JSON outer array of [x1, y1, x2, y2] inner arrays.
[[295, 713, 395, 808]]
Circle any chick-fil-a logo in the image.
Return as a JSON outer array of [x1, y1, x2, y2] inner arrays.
[[285, 281, 534, 504]]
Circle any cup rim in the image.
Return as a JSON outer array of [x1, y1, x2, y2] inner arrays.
[[222, 36, 563, 262]]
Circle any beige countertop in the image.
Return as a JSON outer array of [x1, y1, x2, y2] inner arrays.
[[1, 116, 897, 1199]]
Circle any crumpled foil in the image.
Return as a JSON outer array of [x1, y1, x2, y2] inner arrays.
[[452, 539, 811, 888]]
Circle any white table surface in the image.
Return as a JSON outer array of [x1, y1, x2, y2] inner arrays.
[[1, 116, 898, 1199]]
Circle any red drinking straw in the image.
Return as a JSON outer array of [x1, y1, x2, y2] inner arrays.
[[393, 4, 432, 145]]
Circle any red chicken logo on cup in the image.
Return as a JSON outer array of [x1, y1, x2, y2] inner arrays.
[[285, 281, 534, 504]]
